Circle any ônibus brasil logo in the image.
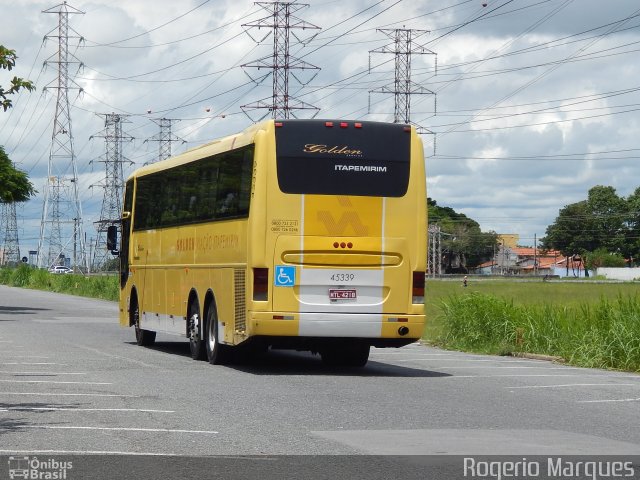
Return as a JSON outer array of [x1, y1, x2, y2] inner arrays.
[[8, 456, 73, 479]]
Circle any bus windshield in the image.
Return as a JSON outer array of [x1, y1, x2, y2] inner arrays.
[[275, 120, 410, 197]]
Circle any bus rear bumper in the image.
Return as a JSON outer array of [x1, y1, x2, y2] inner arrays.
[[248, 311, 425, 341]]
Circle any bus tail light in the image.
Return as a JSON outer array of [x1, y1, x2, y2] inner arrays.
[[253, 268, 268, 301], [412, 271, 425, 304]]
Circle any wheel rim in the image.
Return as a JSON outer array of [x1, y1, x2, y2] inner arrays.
[[207, 313, 217, 354], [189, 312, 200, 344], [133, 304, 141, 334]]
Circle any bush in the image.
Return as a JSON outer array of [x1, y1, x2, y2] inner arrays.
[[437, 292, 640, 372], [0, 265, 118, 302]]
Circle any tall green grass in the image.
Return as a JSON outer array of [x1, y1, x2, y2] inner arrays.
[[0, 265, 118, 302], [435, 292, 640, 372]]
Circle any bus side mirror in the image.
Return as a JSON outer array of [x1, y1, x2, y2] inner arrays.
[[107, 225, 119, 255]]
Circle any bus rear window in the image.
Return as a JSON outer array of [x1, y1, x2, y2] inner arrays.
[[275, 120, 411, 197]]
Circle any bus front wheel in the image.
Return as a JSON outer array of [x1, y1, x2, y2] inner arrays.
[[205, 307, 231, 365]]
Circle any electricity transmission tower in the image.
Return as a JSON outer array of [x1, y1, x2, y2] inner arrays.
[[0, 203, 20, 265], [38, 2, 87, 270], [90, 113, 133, 271], [369, 28, 437, 127], [241, 1, 321, 119], [145, 118, 185, 164]]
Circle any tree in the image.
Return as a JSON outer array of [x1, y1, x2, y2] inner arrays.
[[625, 186, 640, 265], [0, 146, 35, 203], [428, 198, 497, 272], [0, 47, 35, 203], [0, 46, 34, 111], [540, 200, 589, 256], [542, 185, 636, 269], [584, 248, 626, 271]]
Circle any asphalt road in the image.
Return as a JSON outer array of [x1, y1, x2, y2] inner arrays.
[[1, 285, 639, 478]]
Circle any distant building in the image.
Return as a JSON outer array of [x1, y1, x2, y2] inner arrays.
[[471, 246, 590, 277], [497, 234, 519, 249]]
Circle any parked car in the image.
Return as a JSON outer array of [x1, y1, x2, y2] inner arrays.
[[49, 265, 73, 274]]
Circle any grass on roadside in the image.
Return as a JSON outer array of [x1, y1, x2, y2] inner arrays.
[[425, 280, 640, 372], [0, 265, 118, 302]]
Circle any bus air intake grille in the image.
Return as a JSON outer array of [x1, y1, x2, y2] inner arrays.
[[234, 269, 246, 332]]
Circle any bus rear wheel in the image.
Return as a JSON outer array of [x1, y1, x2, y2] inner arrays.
[[132, 297, 155, 347], [320, 341, 370, 367], [205, 307, 231, 365]]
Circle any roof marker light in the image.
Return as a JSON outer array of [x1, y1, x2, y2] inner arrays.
[[325, 121, 334, 127], [354, 122, 362, 128], [340, 122, 348, 128], [275, 122, 284, 127]]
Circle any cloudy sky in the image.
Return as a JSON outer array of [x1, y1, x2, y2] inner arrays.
[[2, 0, 640, 259]]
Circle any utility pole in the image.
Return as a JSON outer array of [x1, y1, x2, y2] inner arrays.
[[38, 1, 87, 271], [145, 118, 185, 164], [90, 113, 133, 271], [241, 1, 321, 119], [428, 224, 442, 277], [369, 28, 437, 133], [0, 202, 20, 265], [534, 233, 537, 276]]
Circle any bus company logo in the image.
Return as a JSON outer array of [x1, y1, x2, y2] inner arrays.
[[8, 456, 73, 479], [334, 165, 387, 173], [303, 144, 363, 157]]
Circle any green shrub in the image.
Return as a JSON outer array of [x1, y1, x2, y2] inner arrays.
[[0, 266, 118, 302], [437, 292, 640, 372]]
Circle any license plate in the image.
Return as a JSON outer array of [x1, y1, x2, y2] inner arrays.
[[329, 289, 357, 301]]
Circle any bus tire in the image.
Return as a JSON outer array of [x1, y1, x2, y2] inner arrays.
[[132, 296, 156, 347], [321, 341, 369, 367], [188, 301, 206, 361], [205, 306, 231, 365]]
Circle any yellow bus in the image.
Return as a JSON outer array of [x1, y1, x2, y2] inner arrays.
[[109, 119, 426, 367]]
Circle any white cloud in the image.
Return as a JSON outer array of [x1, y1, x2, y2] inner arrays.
[[2, 0, 640, 258]]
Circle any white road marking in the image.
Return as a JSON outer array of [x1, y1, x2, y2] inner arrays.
[[507, 383, 640, 389], [0, 371, 86, 375], [578, 398, 640, 403], [395, 365, 570, 369], [0, 450, 178, 456], [18, 426, 218, 434], [0, 392, 137, 397], [448, 374, 640, 379], [0, 379, 110, 385], [389, 358, 542, 363], [7, 407, 175, 413], [73, 344, 162, 369], [0, 356, 49, 359], [0, 363, 68, 366], [0, 450, 271, 457], [370, 352, 459, 356]]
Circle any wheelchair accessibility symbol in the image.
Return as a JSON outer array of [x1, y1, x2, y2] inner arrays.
[[274, 266, 295, 287]]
